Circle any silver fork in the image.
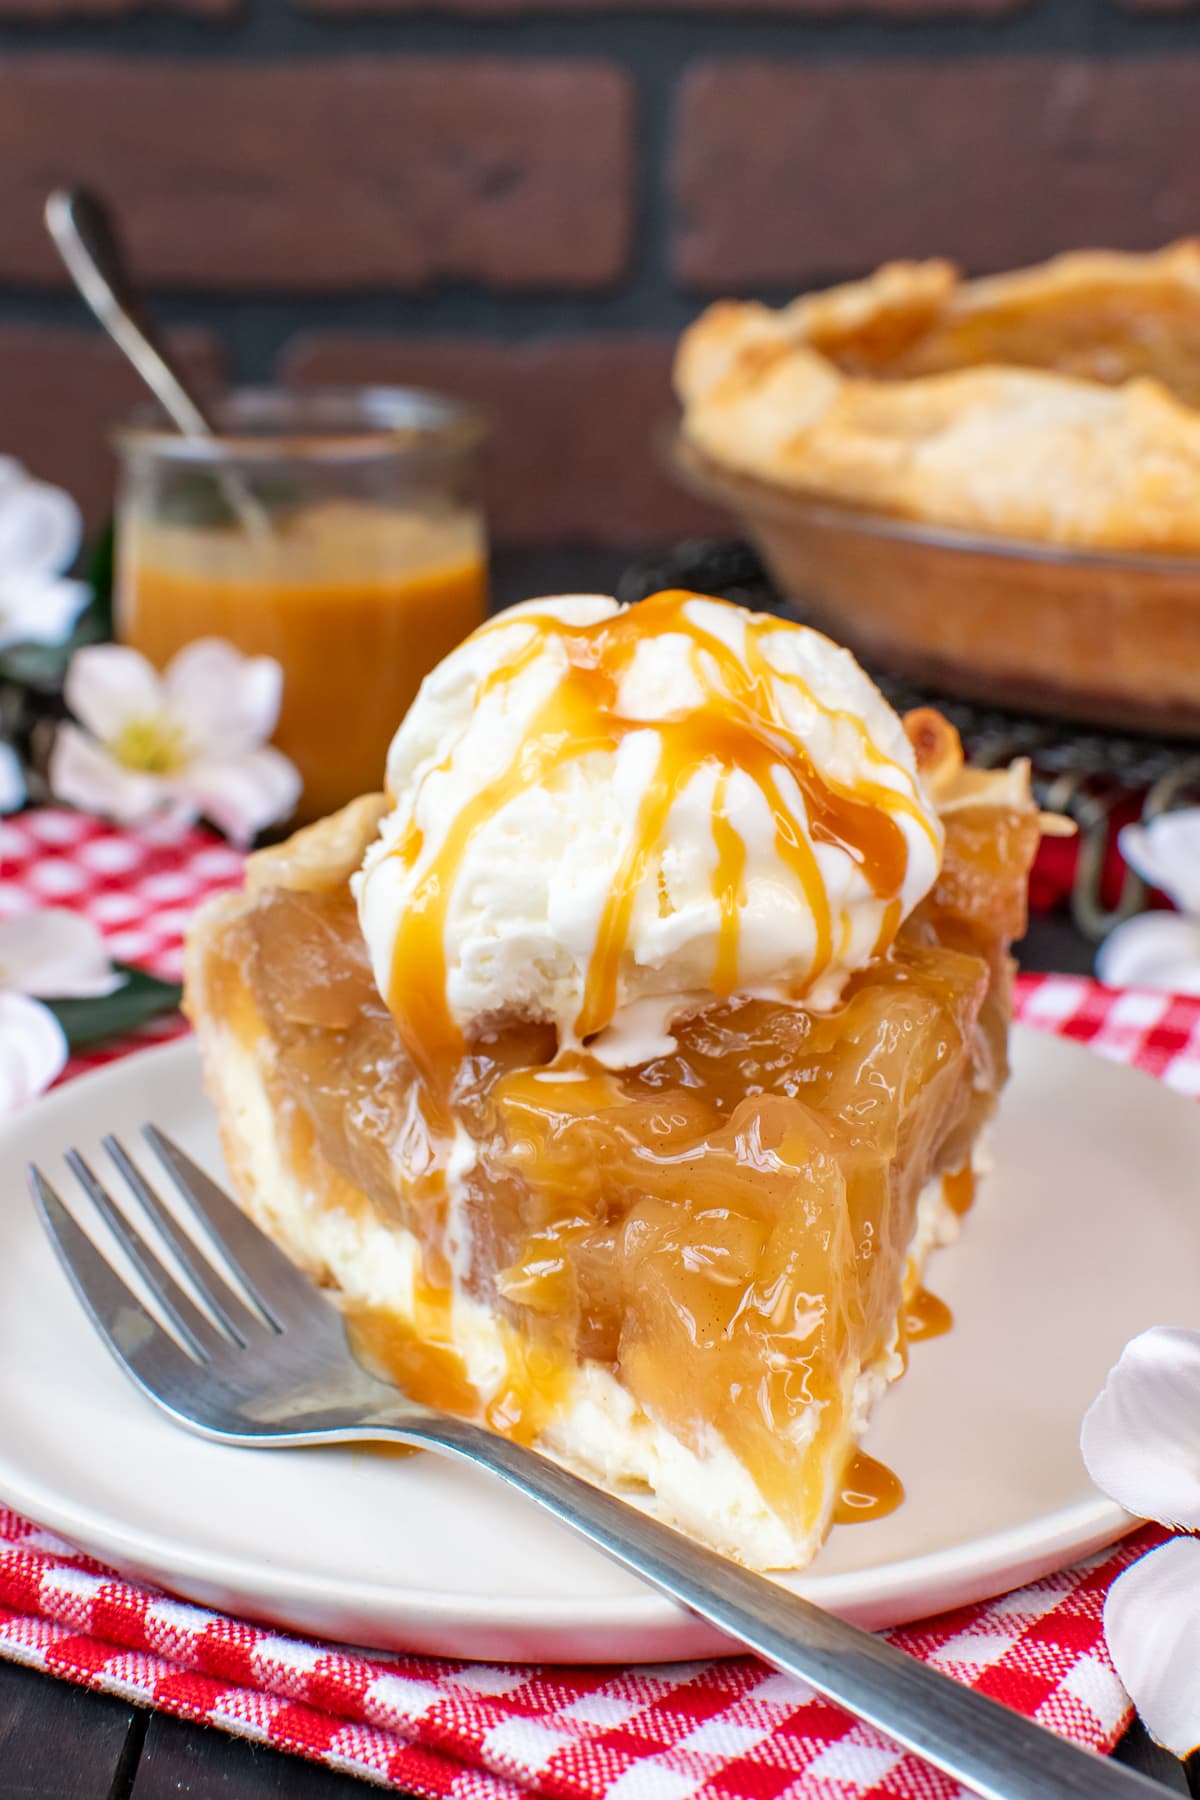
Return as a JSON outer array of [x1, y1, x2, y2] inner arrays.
[[30, 1130, 1158, 1800]]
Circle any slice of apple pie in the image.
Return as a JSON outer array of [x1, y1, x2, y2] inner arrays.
[[184, 590, 1042, 1569]]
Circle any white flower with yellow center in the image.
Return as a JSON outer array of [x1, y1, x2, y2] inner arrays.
[[50, 639, 301, 845]]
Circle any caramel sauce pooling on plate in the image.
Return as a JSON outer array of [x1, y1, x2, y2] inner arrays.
[[904, 1286, 954, 1344], [833, 1451, 906, 1525], [942, 1165, 976, 1217]]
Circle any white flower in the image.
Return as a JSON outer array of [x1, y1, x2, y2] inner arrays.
[[50, 638, 302, 846], [0, 992, 67, 1118], [0, 457, 90, 651], [0, 909, 122, 1121], [1082, 1326, 1200, 1755], [0, 741, 24, 814], [1102, 1537, 1200, 1760], [1096, 811, 1200, 993], [0, 908, 123, 1001]]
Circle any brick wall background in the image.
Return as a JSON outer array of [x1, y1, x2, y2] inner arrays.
[[2, 0, 1198, 549]]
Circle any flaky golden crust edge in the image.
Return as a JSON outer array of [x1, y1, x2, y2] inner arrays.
[[675, 243, 1200, 553]]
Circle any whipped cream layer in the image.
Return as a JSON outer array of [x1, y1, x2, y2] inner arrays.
[[356, 591, 943, 1066]]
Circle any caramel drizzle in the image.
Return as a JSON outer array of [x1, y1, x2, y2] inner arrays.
[[386, 590, 940, 1097], [942, 1165, 976, 1217], [710, 771, 748, 997], [833, 1450, 905, 1525], [904, 1285, 953, 1343]]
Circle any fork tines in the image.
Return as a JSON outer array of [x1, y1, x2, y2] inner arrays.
[[30, 1131, 275, 1366]]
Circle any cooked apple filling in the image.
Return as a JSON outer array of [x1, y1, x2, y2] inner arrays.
[[186, 700, 1039, 1568]]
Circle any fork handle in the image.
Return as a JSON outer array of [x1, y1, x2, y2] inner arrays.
[[392, 1416, 1154, 1800]]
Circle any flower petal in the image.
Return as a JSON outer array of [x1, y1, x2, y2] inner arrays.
[[0, 575, 90, 650], [1082, 1326, 1200, 1530], [0, 742, 25, 814], [0, 471, 81, 583], [176, 745, 301, 846], [0, 458, 25, 501], [1095, 912, 1200, 995], [1105, 1535, 1200, 1758], [1119, 813, 1200, 915], [165, 639, 283, 757], [49, 723, 174, 828], [0, 908, 121, 999], [64, 644, 165, 744], [0, 992, 67, 1119]]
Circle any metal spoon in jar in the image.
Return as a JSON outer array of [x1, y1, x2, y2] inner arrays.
[[44, 186, 272, 539]]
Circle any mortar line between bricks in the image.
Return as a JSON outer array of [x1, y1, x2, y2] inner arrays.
[[1, 0, 1197, 450], [1, 1, 1199, 65]]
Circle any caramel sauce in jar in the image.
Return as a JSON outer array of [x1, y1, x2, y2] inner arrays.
[[117, 502, 487, 822]]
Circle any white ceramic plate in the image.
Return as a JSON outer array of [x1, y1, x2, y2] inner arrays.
[[0, 1028, 1193, 1663]]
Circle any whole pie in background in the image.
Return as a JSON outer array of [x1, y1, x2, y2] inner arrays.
[[672, 245, 1200, 733], [675, 242, 1200, 553]]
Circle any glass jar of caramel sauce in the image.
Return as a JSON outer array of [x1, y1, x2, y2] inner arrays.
[[114, 388, 489, 823]]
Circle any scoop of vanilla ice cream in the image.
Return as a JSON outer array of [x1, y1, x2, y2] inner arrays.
[[356, 593, 943, 1065]]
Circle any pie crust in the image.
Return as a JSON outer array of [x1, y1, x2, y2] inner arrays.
[[676, 242, 1200, 553]]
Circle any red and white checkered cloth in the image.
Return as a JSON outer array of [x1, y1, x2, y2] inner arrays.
[[0, 807, 1194, 1797], [0, 807, 244, 1079]]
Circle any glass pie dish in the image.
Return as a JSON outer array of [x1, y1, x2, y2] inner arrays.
[[670, 432, 1200, 739]]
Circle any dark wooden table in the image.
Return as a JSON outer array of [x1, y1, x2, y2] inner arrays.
[[5, 1663, 1192, 1800], [0, 555, 1190, 1795]]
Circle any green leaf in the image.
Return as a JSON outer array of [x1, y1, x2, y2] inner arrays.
[[0, 594, 109, 694], [0, 638, 73, 691], [85, 519, 115, 640], [0, 519, 116, 696], [44, 963, 183, 1050]]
